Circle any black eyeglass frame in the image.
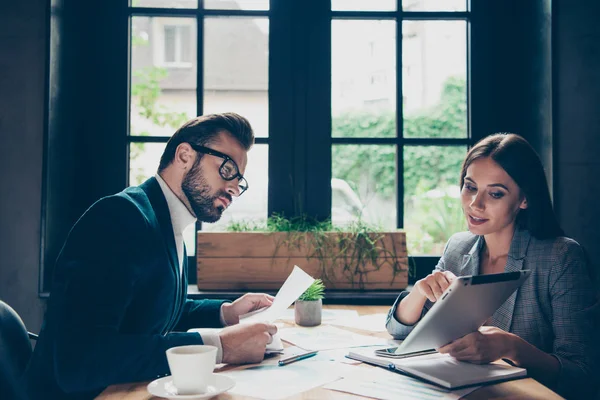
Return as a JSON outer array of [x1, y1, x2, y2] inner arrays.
[[188, 143, 249, 195]]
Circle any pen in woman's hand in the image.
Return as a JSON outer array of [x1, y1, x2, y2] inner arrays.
[[278, 350, 318, 366]]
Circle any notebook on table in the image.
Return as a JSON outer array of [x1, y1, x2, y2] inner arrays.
[[347, 348, 527, 390]]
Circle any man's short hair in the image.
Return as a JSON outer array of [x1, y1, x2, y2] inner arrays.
[[158, 112, 255, 172]]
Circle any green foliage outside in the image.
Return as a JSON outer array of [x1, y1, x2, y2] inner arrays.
[[332, 77, 468, 254], [298, 279, 325, 301], [332, 76, 467, 199]]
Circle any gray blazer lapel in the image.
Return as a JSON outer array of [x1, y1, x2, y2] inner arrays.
[[460, 236, 483, 276], [492, 228, 531, 332]]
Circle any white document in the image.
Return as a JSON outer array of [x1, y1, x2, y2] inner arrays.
[[280, 325, 389, 351], [325, 367, 479, 400], [239, 265, 315, 323], [221, 361, 343, 400]]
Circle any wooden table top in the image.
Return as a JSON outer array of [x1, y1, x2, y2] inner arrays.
[[97, 305, 562, 400]]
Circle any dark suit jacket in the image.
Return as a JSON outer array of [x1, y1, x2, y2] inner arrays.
[[24, 178, 228, 400], [386, 228, 600, 399]]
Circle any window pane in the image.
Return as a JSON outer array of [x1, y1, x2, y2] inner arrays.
[[332, 144, 397, 230], [133, 0, 198, 9], [332, 0, 396, 11], [179, 26, 192, 62], [202, 144, 268, 231], [402, 0, 466, 11], [404, 146, 466, 255], [402, 20, 467, 138], [203, 17, 269, 138], [131, 17, 197, 137], [164, 26, 177, 62], [332, 20, 396, 138], [204, 0, 269, 10]]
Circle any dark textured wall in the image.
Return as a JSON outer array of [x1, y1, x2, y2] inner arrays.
[[0, 0, 47, 333], [554, 0, 600, 282]]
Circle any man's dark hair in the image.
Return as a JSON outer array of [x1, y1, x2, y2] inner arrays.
[[460, 133, 564, 239], [158, 112, 254, 172]]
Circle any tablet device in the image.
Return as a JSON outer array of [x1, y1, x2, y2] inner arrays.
[[381, 270, 531, 357]]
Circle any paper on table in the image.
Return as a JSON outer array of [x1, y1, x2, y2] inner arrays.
[[239, 265, 315, 324], [221, 361, 345, 400], [280, 325, 389, 351], [325, 367, 479, 400], [329, 313, 389, 332]]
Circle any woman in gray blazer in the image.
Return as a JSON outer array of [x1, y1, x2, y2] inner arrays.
[[387, 133, 599, 399]]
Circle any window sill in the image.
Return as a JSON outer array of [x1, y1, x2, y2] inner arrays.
[[188, 285, 411, 305]]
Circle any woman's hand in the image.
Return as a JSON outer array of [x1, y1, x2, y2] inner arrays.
[[438, 326, 516, 364], [414, 270, 457, 302]]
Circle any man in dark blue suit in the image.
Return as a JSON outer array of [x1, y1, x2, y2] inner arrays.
[[25, 113, 278, 400]]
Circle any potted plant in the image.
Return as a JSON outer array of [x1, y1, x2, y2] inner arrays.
[[196, 215, 408, 290], [295, 279, 325, 326]]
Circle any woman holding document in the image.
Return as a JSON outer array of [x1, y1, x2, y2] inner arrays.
[[387, 133, 599, 399]]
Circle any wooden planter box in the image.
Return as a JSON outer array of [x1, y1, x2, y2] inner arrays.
[[196, 231, 408, 290]]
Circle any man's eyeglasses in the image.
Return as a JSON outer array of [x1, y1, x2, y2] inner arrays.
[[188, 144, 249, 195]]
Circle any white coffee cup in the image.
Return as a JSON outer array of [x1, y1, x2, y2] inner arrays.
[[166, 345, 217, 395]]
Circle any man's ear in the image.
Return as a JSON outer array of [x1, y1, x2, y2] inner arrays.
[[519, 197, 528, 210], [175, 143, 195, 169]]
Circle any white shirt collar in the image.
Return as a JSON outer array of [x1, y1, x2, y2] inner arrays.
[[154, 173, 196, 236]]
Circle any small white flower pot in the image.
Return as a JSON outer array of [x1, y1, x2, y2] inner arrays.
[[294, 299, 322, 327]]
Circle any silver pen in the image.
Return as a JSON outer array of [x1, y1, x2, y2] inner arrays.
[[278, 350, 319, 366]]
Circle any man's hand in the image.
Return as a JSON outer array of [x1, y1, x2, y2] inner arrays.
[[438, 326, 516, 364], [220, 322, 278, 364], [413, 270, 457, 302], [221, 293, 275, 325]]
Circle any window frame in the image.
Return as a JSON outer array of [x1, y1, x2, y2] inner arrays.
[[41, 0, 475, 300], [129, 1, 473, 293]]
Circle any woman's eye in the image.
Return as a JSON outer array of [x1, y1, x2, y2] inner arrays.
[[490, 192, 504, 199], [464, 184, 476, 192]]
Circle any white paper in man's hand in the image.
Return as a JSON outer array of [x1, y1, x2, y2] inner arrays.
[[239, 265, 315, 324]]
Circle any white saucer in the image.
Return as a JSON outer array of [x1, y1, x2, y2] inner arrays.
[[147, 374, 235, 399]]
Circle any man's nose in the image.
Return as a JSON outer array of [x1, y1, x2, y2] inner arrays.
[[226, 181, 240, 197]]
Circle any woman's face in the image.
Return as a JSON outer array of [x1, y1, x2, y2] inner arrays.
[[460, 157, 527, 236]]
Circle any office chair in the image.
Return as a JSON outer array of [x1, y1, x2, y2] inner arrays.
[[0, 301, 37, 400]]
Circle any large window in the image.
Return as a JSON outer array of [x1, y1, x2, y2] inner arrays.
[[128, 0, 471, 280], [42, 1, 553, 296]]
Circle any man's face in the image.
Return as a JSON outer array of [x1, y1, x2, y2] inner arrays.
[[181, 132, 248, 222]]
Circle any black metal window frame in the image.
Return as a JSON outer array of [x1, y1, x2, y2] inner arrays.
[[127, 1, 473, 289]]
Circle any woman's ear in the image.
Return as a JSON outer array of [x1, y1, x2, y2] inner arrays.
[[519, 197, 528, 210]]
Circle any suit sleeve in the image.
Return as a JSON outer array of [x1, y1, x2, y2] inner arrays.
[[385, 238, 452, 339], [548, 240, 600, 399], [175, 299, 230, 331], [51, 196, 204, 394]]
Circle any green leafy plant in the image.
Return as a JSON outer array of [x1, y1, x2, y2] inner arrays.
[[298, 279, 325, 301], [226, 214, 408, 289]]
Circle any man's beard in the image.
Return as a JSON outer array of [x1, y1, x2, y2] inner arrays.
[[181, 161, 232, 223]]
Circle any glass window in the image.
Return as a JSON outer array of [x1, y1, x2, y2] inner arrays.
[[203, 17, 269, 138], [402, 20, 467, 138], [332, 0, 397, 11], [404, 146, 467, 255], [132, 0, 198, 9], [204, 0, 269, 10], [402, 0, 467, 12], [332, 144, 397, 230], [332, 19, 396, 138], [130, 17, 197, 138]]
